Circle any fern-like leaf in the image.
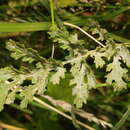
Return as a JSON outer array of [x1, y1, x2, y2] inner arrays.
[[106, 56, 127, 91], [50, 67, 66, 85]]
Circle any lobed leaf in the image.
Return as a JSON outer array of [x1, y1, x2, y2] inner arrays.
[[50, 67, 66, 85], [0, 84, 9, 111], [106, 56, 128, 91]]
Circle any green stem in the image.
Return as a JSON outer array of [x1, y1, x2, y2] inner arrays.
[[50, 0, 55, 26], [50, 0, 55, 58]]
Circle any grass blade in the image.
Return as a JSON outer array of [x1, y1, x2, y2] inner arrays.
[[112, 105, 130, 130], [0, 22, 51, 32]]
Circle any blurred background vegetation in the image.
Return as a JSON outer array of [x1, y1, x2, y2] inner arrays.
[[0, 0, 130, 130]]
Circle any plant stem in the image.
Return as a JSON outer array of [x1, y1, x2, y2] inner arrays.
[[50, 0, 55, 26], [64, 22, 105, 48], [51, 43, 55, 58], [33, 97, 95, 130], [50, 0, 55, 58]]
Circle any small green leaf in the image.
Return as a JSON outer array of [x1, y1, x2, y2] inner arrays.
[[68, 33, 84, 45], [70, 62, 89, 108], [31, 68, 50, 94], [20, 68, 50, 108], [0, 83, 9, 111], [6, 87, 19, 104], [0, 67, 14, 81], [6, 39, 35, 63], [86, 68, 96, 89], [20, 85, 36, 108], [104, 43, 116, 60], [90, 52, 105, 68], [6, 39, 26, 60], [118, 46, 130, 67], [106, 56, 127, 91], [91, 28, 107, 41], [50, 67, 66, 85]]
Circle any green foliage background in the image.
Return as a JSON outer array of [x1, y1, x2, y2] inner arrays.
[[0, 0, 130, 130]]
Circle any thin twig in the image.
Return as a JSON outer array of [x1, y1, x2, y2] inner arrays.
[[33, 97, 95, 130], [0, 122, 26, 130], [51, 43, 55, 58], [42, 95, 112, 128], [64, 22, 105, 48]]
